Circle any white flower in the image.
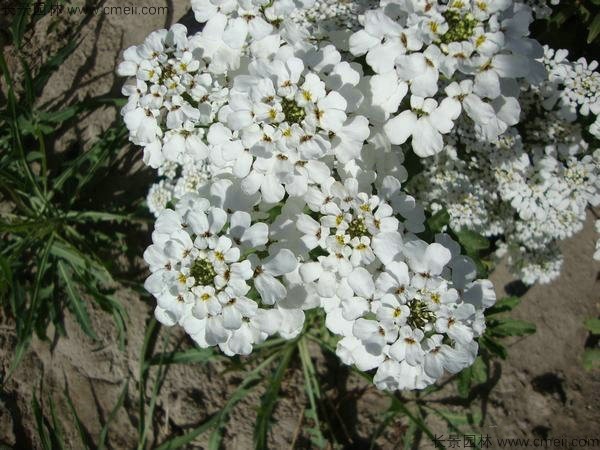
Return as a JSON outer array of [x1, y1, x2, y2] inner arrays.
[[395, 46, 442, 98], [384, 96, 461, 157], [251, 249, 298, 305], [143, 197, 301, 356]]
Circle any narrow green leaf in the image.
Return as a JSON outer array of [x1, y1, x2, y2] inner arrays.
[[298, 338, 327, 448], [457, 365, 473, 398], [479, 335, 507, 359], [47, 392, 66, 450], [428, 406, 482, 446], [254, 344, 295, 449], [156, 414, 220, 450], [208, 352, 280, 450], [32, 36, 83, 96], [10, 0, 32, 48], [64, 387, 92, 450], [145, 347, 217, 369], [36, 105, 81, 124], [51, 240, 112, 285], [389, 399, 443, 449], [489, 318, 536, 337], [402, 418, 418, 450], [7, 237, 54, 378], [587, 13, 600, 42], [471, 356, 487, 385], [486, 296, 520, 315], [57, 261, 97, 340], [98, 380, 129, 450], [32, 392, 52, 450]]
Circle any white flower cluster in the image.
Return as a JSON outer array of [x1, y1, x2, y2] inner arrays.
[[298, 194, 495, 389], [541, 47, 600, 134], [411, 80, 600, 283], [118, 0, 599, 389], [144, 194, 303, 354], [350, 0, 545, 156], [290, 0, 378, 48]]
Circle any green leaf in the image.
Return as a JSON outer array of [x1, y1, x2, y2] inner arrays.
[[583, 348, 600, 371], [584, 318, 600, 335], [432, 408, 481, 429], [298, 339, 327, 448], [389, 399, 443, 449], [266, 203, 283, 223], [57, 261, 97, 340], [587, 13, 600, 43], [479, 334, 507, 359], [472, 356, 487, 385], [32, 36, 83, 97], [51, 240, 112, 285], [36, 105, 81, 124], [32, 392, 52, 450], [156, 415, 220, 450], [208, 354, 280, 450], [254, 344, 295, 449], [489, 318, 536, 337], [47, 392, 67, 450], [98, 380, 129, 450], [401, 419, 418, 450], [64, 387, 92, 450], [145, 347, 217, 369], [457, 366, 472, 398], [10, 0, 32, 48], [486, 296, 521, 315], [427, 208, 450, 233], [456, 355, 485, 397], [454, 229, 489, 254]]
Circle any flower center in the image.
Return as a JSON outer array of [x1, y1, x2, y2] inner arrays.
[[281, 97, 306, 124], [441, 10, 478, 44], [347, 217, 370, 239], [159, 65, 176, 84], [407, 300, 436, 329], [190, 258, 217, 286]]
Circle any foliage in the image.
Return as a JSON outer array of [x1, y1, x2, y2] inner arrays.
[[0, 3, 143, 376]]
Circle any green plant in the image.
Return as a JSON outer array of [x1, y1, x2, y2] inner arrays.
[[121, 296, 535, 450], [0, 3, 144, 377]]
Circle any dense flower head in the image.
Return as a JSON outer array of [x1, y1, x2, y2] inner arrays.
[[411, 98, 599, 284], [349, 0, 545, 156], [144, 193, 306, 355], [121, 0, 598, 390], [327, 233, 495, 390]]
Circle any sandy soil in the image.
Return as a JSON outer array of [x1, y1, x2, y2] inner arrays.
[[1, 2, 599, 449]]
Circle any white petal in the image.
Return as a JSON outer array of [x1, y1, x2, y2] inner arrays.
[[372, 232, 403, 265], [347, 267, 375, 299], [242, 223, 269, 247], [255, 273, 287, 305], [384, 111, 416, 145], [411, 119, 443, 157], [299, 262, 322, 283], [263, 249, 298, 276]]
